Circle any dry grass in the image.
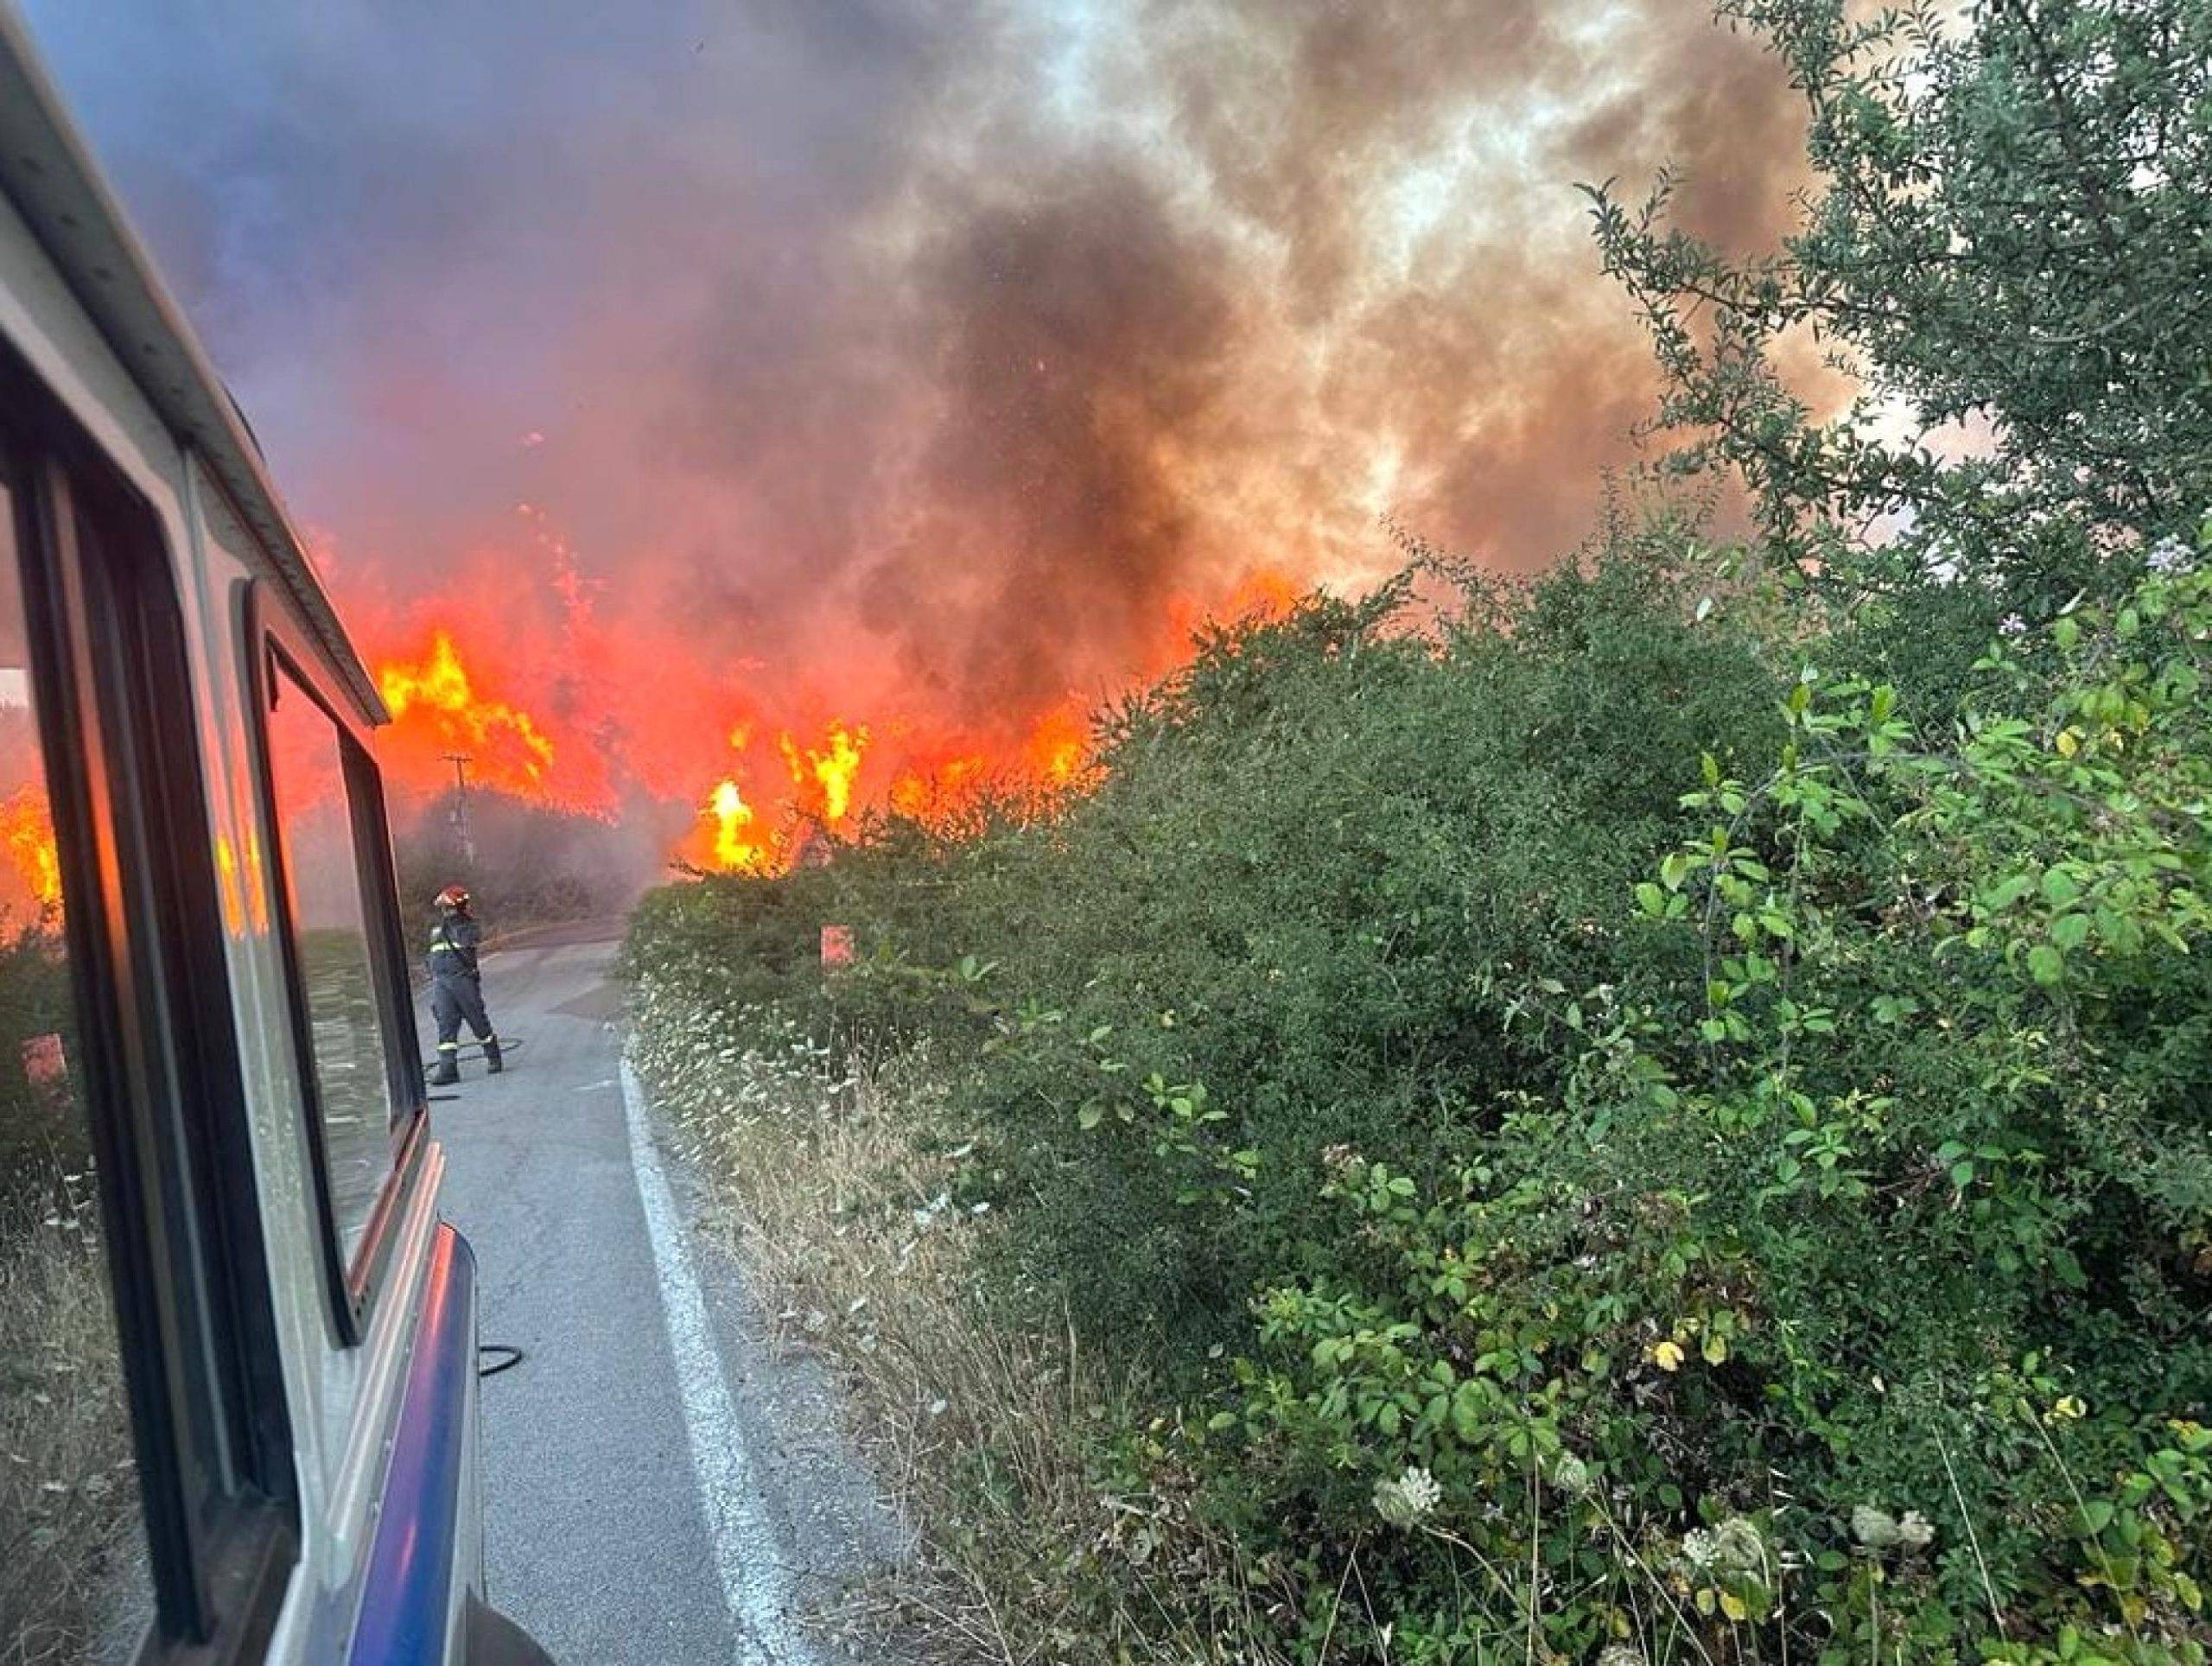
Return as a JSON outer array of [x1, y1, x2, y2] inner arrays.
[[0, 1190, 147, 1666], [635, 1008, 1282, 1665]]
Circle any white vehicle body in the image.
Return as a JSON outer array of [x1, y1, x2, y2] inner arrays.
[[0, 10, 545, 1663]]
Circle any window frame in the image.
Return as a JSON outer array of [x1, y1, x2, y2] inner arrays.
[[238, 580, 428, 1345], [0, 343, 297, 1663]]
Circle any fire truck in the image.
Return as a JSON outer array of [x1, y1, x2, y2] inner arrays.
[[0, 9, 549, 1661]]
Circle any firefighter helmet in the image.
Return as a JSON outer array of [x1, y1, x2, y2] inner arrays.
[[434, 884, 471, 912]]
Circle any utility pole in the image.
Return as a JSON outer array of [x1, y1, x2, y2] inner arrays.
[[442, 752, 475, 867]]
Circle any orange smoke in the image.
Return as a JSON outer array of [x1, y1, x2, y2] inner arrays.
[[0, 786, 61, 918]]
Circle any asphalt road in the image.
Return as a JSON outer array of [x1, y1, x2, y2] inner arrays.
[[429, 925, 906, 1665]]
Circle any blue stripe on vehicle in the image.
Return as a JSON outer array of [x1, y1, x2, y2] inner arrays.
[[350, 1224, 475, 1666]]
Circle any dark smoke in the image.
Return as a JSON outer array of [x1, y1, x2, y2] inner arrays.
[[23, 0, 1808, 753]]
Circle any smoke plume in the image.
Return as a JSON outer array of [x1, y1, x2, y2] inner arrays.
[[22, 0, 1808, 827]]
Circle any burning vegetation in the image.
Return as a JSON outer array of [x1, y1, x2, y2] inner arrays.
[[0, 786, 60, 919], [377, 632, 556, 798], [363, 572, 1262, 881]]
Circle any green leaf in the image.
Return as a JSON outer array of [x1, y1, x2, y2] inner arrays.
[[2027, 944, 2065, 986], [1449, 1381, 1485, 1442], [2041, 867, 2082, 907]]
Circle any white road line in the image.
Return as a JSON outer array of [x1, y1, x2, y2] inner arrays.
[[620, 1059, 814, 1666]]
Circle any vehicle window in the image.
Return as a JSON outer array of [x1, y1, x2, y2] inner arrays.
[[264, 662, 396, 1267], [0, 460, 153, 1663]]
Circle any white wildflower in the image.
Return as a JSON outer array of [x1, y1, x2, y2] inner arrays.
[[1713, 1515, 1765, 1572], [2146, 537, 2195, 575], [1372, 1466, 1442, 1529], [1550, 1452, 1593, 1497], [1851, 1504, 1900, 1549]]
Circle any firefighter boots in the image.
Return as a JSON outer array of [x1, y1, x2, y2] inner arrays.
[[484, 1039, 504, 1074], [429, 1054, 460, 1087]]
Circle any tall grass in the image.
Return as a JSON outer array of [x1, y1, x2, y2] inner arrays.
[[630, 982, 1288, 1664], [0, 1186, 145, 1666]]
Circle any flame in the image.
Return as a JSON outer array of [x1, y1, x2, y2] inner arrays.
[[683, 721, 868, 875], [1021, 704, 1091, 788], [0, 785, 61, 917], [707, 778, 771, 872], [343, 506, 1314, 878], [779, 723, 868, 826], [1163, 565, 1303, 643], [377, 632, 558, 794], [887, 753, 988, 822]]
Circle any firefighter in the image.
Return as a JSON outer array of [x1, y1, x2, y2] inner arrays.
[[426, 885, 501, 1085]]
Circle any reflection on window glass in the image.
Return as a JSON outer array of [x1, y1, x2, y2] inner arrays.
[[264, 664, 392, 1265], [0, 471, 153, 1661]]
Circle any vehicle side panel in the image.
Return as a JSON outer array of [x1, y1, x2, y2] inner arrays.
[[346, 1224, 477, 1666], [0, 138, 460, 1666]]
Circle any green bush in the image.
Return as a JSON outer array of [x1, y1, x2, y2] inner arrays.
[[0, 922, 82, 1221], [624, 537, 2212, 1660], [1192, 554, 2212, 1660], [932, 551, 1785, 1362]]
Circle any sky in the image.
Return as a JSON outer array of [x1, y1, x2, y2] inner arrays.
[[17, 0, 1808, 835]]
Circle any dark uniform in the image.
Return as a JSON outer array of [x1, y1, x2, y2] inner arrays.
[[427, 911, 500, 1083]]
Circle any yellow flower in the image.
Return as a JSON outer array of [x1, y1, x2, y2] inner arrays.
[[1650, 1339, 1686, 1372], [2050, 1395, 2087, 1421]]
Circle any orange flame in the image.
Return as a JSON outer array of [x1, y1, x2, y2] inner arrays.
[[779, 723, 868, 826], [1021, 704, 1091, 788], [0, 786, 61, 917], [377, 632, 557, 792], [707, 778, 771, 873], [345, 507, 1312, 877], [887, 753, 988, 822]]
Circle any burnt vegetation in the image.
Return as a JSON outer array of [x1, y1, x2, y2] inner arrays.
[[626, 3, 2212, 1660]]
